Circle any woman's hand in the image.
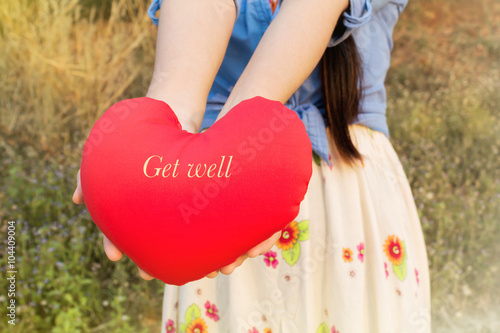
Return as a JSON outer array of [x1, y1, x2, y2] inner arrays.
[[72, 0, 236, 281], [205, 230, 282, 278], [74, 165, 281, 280], [73, 169, 156, 280], [72, 107, 201, 281]]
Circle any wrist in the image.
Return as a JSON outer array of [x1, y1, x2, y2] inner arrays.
[[146, 88, 205, 133]]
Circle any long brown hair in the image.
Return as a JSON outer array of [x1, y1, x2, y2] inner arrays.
[[320, 34, 363, 163]]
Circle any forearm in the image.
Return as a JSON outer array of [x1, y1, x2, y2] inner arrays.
[[218, 0, 348, 118], [147, 0, 236, 132]]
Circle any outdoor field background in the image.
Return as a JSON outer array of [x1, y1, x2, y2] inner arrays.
[[0, 0, 498, 331]]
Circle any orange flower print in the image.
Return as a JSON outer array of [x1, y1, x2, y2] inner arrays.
[[276, 221, 299, 250], [342, 248, 353, 263], [186, 318, 208, 333], [383, 235, 405, 265], [269, 0, 278, 14], [264, 329, 273, 333]]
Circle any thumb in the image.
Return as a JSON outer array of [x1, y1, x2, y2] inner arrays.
[[72, 169, 85, 204]]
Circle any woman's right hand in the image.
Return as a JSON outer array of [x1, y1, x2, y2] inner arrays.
[[73, 0, 236, 281], [72, 98, 203, 281], [73, 169, 156, 280], [205, 230, 282, 278]]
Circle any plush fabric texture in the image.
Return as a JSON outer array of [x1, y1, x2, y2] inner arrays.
[[81, 97, 312, 285]]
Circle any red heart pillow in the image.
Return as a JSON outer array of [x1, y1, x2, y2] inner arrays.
[[81, 97, 312, 285]]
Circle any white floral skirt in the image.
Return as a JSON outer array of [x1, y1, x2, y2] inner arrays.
[[160, 125, 431, 333]]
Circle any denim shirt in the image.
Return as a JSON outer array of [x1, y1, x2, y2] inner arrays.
[[148, 0, 408, 164]]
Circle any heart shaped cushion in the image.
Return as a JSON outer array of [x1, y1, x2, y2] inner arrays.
[[81, 96, 312, 285]]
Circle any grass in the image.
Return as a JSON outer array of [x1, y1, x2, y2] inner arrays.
[[0, 0, 499, 331], [388, 0, 500, 330]]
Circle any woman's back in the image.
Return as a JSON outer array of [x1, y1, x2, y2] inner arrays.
[[202, 0, 407, 162]]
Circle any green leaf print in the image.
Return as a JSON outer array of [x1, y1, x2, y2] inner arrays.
[[297, 220, 309, 235], [297, 219, 309, 231], [313, 151, 322, 166], [179, 323, 187, 333], [297, 220, 309, 241], [298, 230, 309, 241], [317, 323, 330, 333], [393, 260, 407, 281], [184, 304, 201, 327], [393, 241, 407, 281], [282, 242, 301, 266]]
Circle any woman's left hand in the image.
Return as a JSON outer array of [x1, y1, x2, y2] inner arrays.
[[206, 230, 282, 278]]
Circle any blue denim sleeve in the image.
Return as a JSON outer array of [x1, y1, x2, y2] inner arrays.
[[148, 0, 162, 26], [371, 0, 409, 13], [328, 0, 410, 47], [327, 0, 372, 47], [233, 0, 242, 16], [148, 0, 239, 25]]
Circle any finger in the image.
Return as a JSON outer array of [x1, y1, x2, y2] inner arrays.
[[72, 169, 85, 204], [247, 230, 282, 258], [206, 271, 219, 279], [138, 268, 155, 280], [220, 254, 248, 275], [103, 235, 124, 261]]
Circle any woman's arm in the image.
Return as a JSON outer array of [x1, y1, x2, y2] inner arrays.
[[217, 0, 349, 119], [208, 0, 350, 277], [147, 0, 236, 132], [74, 0, 236, 280]]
